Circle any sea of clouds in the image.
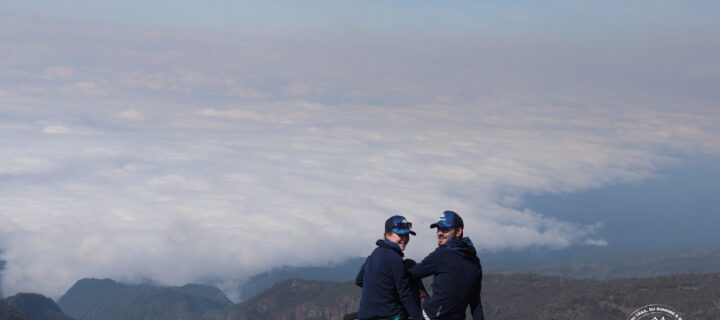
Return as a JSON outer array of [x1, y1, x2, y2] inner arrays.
[[1, 8, 719, 300]]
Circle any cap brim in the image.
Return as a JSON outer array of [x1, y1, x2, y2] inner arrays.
[[393, 228, 416, 236], [430, 221, 452, 228]]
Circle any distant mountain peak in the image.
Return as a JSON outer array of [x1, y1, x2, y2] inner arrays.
[[58, 278, 232, 320], [5, 292, 72, 320]]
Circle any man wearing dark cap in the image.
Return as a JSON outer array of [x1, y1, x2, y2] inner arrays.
[[356, 215, 424, 320], [409, 211, 484, 320]]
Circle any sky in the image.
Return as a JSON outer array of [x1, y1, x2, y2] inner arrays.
[[1, 0, 719, 300], [525, 156, 720, 250]]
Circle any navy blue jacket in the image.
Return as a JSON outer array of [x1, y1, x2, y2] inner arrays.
[[356, 240, 424, 320], [409, 238, 484, 320]]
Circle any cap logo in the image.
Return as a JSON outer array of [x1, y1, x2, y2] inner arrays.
[[439, 215, 446, 221]]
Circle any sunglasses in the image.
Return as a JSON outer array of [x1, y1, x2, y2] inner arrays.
[[392, 222, 413, 230]]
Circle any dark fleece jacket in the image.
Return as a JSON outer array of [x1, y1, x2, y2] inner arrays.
[[409, 237, 484, 320], [356, 240, 424, 320]]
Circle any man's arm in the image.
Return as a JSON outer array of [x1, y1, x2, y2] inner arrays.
[[408, 249, 441, 279], [404, 259, 428, 300], [470, 269, 484, 320], [355, 260, 366, 288], [391, 257, 425, 320]]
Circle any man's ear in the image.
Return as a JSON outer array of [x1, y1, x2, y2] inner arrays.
[[456, 227, 464, 238]]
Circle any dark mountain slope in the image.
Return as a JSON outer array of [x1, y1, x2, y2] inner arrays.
[[230, 273, 720, 320], [238, 246, 720, 302], [0, 299, 29, 320], [483, 273, 720, 320], [53, 272, 720, 320], [4, 293, 72, 320], [240, 258, 365, 302], [229, 278, 360, 320], [58, 278, 231, 320]]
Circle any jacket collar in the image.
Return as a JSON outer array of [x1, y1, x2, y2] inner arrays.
[[376, 239, 405, 257], [443, 237, 477, 258]]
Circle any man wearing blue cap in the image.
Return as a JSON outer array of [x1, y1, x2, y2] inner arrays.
[[356, 215, 425, 320], [408, 211, 484, 320]]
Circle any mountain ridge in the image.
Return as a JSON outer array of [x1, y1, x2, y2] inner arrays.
[[52, 272, 720, 320], [239, 245, 720, 300], [2, 292, 72, 320], [58, 278, 231, 320]]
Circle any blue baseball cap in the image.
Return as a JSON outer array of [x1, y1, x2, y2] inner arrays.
[[430, 211, 464, 229], [385, 215, 416, 235]]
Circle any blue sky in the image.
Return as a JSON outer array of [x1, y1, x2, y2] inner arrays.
[[1, 0, 719, 299], [525, 156, 720, 250]]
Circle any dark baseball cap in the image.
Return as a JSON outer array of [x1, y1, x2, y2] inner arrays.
[[430, 210, 464, 228], [385, 215, 416, 235]]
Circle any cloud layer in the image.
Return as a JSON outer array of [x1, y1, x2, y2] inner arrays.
[[1, 5, 719, 300]]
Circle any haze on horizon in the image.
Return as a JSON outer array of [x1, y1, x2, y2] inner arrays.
[[1, 0, 719, 300]]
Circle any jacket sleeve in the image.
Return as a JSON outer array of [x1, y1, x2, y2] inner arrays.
[[355, 260, 366, 288], [404, 259, 428, 300], [390, 256, 425, 320], [408, 249, 441, 279], [470, 267, 485, 320]]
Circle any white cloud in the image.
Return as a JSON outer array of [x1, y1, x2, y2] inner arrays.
[[228, 86, 264, 98], [283, 82, 319, 97], [116, 109, 145, 120], [146, 174, 212, 192], [195, 108, 307, 124], [41, 125, 73, 134], [5, 99, 716, 300], [0, 15, 719, 301], [58, 81, 107, 96], [0, 158, 54, 175], [42, 66, 75, 80], [585, 239, 609, 247], [117, 69, 235, 93]]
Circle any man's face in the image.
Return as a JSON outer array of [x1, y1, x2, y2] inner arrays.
[[385, 232, 410, 251], [436, 227, 457, 246]]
